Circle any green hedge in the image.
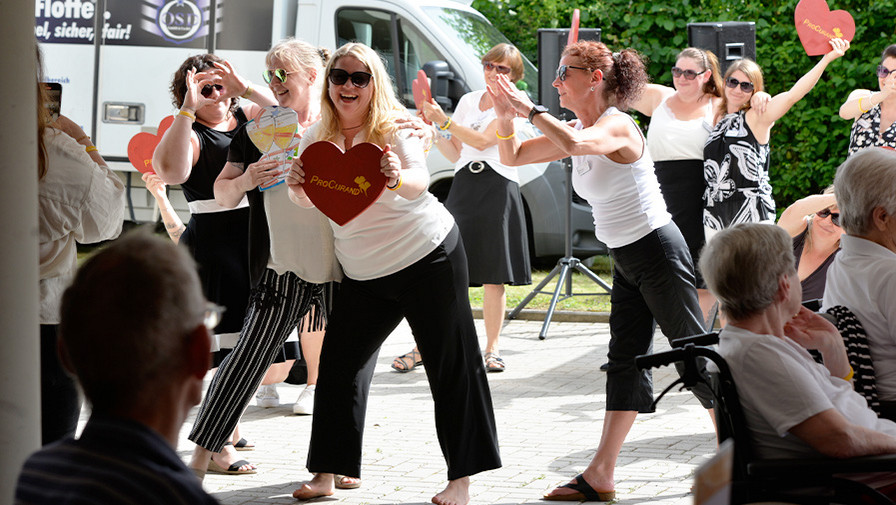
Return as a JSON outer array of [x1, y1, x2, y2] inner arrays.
[[472, 0, 895, 210]]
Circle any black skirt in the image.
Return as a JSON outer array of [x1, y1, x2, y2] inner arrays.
[[445, 162, 531, 287], [654, 159, 706, 287]]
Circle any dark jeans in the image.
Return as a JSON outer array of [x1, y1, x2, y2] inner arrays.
[[606, 223, 714, 412], [41, 324, 80, 444]]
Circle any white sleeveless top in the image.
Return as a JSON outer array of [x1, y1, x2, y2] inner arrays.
[[646, 95, 714, 162], [571, 107, 671, 249]]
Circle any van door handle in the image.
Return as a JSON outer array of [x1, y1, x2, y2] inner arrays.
[[102, 102, 145, 124]]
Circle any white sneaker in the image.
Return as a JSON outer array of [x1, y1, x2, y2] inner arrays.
[[256, 384, 280, 408], [292, 384, 315, 415]]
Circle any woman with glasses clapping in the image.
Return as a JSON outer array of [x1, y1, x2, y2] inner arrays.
[[703, 38, 849, 237], [839, 45, 896, 156]]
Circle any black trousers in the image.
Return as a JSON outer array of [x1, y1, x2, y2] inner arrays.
[[40, 324, 80, 444], [306, 226, 501, 480]]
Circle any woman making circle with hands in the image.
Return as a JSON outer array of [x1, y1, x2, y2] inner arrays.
[[392, 43, 531, 373], [286, 42, 500, 505], [703, 38, 849, 235], [489, 40, 714, 502], [839, 44, 896, 155]]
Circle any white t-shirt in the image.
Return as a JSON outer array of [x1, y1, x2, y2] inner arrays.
[[570, 107, 671, 249], [645, 95, 714, 162], [823, 234, 896, 400], [452, 89, 520, 183], [298, 123, 454, 280], [718, 325, 896, 459]]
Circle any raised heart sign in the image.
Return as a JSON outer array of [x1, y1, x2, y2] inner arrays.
[[300, 141, 386, 226], [567, 9, 580, 46], [794, 0, 855, 56], [412, 69, 431, 113], [127, 115, 175, 174]]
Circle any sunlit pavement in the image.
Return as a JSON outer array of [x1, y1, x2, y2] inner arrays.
[[175, 318, 715, 504]]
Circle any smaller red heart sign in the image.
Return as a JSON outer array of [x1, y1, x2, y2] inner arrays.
[[794, 0, 854, 57], [567, 9, 580, 46], [412, 69, 431, 111], [300, 141, 386, 226], [127, 115, 175, 174]]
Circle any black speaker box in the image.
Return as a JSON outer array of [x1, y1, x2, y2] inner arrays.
[[537, 28, 601, 118], [687, 22, 756, 75]]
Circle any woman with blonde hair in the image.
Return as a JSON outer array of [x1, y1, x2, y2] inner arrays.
[[287, 42, 500, 505], [703, 39, 849, 236]]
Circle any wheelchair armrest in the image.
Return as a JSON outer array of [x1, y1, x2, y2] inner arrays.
[[671, 332, 719, 348], [749, 453, 896, 478]]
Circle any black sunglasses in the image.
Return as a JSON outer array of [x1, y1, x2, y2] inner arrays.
[[328, 68, 373, 88], [482, 61, 512, 75], [877, 65, 895, 79], [556, 65, 590, 82], [671, 67, 707, 80], [816, 208, 841, 227], [262, 68, 296, 84], [200, 84, 223, 98], [726, 76, 755, 93]]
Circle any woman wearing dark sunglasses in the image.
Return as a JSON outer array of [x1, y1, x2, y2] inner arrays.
[[839, 44, 896, 156], [286, 42, 500, 505], [391, 43, 531, 374], [153, 53, 281, 475], [703, 38, 849, 237], [777, 186, 842, 302], [489, 40, 715, 502]]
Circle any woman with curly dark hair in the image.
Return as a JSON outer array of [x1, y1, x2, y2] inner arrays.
[[490, 40, 714, 501]]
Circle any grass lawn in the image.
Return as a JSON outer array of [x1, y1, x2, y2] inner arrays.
[[469, 255, 613, 313]]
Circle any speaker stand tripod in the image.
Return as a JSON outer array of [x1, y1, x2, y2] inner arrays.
[[507, 157, 611, 339]]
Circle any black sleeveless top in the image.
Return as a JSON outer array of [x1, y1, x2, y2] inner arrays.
[[792, 226, 839, 302], [181, 108, 248, 202]]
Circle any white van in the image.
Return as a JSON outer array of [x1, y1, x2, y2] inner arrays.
[[37, 0, 604, 259]]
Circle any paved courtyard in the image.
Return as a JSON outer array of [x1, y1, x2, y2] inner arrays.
[[174, 318, 717, 504]]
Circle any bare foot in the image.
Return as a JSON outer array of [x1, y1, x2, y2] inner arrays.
[[432, 476, 470, 505], [211, 443, 256, 472], [293, 472, 336, 500]]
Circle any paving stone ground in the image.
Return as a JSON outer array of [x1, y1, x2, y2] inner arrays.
[[174, 318, 717, 504]]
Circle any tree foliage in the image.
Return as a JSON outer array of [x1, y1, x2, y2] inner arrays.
[[472, 0, 896, 209]]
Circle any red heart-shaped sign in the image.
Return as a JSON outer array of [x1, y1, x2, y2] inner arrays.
[[126, 115, 175, 173], [300, 141, 386, 226], [412, 69, 431, 111], [794, 0, 855, 56], [567, 9, 580, 46]]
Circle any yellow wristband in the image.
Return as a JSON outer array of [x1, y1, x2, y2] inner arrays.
[[241, 84, 253, 99], [387, 176, 402, 191], [438, 118, 452, 131], [859, 97, 869, 114], [85, 145, 98, 153], [842, 366, 854, 382], [178, 109, 196, 121], [496, 130, 515, 140]]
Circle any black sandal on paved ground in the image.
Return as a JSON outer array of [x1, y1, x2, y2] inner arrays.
[[233, 437, 254, 451], [484, 352, 505, 372], [543, 473, 615, 501], [391, 348, 422, 373]]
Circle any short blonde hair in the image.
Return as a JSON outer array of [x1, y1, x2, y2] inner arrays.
[[481, 43, 524, 83]]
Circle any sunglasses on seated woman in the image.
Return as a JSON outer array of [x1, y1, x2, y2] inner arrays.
[[482, 61, 512, 74], [328, 69, 373, 88], [671, 67, 707, 80], [725, 76, 755, 93], [816, 208, 841, 227]]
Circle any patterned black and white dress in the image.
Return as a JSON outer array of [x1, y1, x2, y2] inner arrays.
[[703, 110, 774, 232], [847, 104, 896, 156]]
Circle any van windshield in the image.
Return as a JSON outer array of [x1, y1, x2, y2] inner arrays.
[[421, 6, 538, 102]]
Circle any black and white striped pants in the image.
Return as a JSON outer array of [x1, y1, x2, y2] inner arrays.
[[189, 268, 327, 452]]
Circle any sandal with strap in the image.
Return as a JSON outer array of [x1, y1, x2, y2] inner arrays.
[[391, 348, 422, 373], [334, 474, 361, 489], [543, 473, 615, 501], [484, 352, 505, 373]]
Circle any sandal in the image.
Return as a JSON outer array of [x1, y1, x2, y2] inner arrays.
[[543, 473, 615, 501], [334, 474, 361, 489], [233, 437, 254, 451], [484, 352, 505, 373], [391, 348, 422, 373]]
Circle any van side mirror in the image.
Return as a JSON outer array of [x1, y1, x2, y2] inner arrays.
[[422, 60, 454, 111]]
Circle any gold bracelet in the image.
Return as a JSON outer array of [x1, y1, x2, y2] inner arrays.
[[859, 96, 869, 113], [496, 130, 515, 140], [178, 109, 196, 121], [842, 366, 854, 382], [75, 135, 90, 144], [85, 145, 98, 153], [241, 84, 253, 99], [387, 176, 402, 191]]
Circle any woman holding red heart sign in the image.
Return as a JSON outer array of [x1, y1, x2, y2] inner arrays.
[[703, 37, 849, 237], [840, 44, 896, 156], [286, 42, 500, 505]]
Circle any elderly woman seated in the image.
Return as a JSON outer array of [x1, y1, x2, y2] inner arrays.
[[699, 222, 896, 495], [822, 147, 896, 421]]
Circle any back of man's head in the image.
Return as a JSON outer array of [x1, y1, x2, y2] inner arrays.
[[699, 223, 795, 321], [835, 147, 896, 237], [59, 229, 207, 413]]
